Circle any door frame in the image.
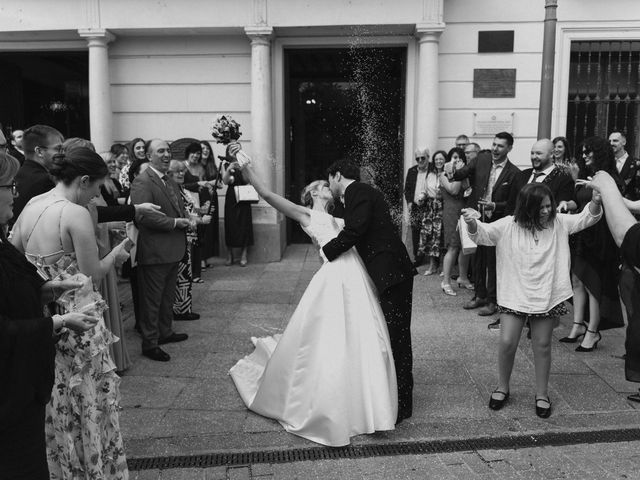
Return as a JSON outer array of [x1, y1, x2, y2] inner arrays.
[[273, 35, 417, 242]]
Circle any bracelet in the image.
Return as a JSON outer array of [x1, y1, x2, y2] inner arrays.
[[52, 314, 65, 331]]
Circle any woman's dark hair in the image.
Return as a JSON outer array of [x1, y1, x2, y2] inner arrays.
[[128, 157, 149, 183], [325, 160, 360, 181], [446, 147, 467, 165], [0, 151, 20, 185], [110, 143, 128, 157], [551, 136, 572, 162], [49, 147, 108, 185], [513, 183, 556, 232], [200, 140, 218, 180], [184, 142, 202, 159], [127, 137, 146, 160], [429, 150, 448, 173], [581, 136, 617, 177]]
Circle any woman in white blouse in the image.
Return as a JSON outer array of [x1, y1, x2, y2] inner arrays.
[[462, 183, 602, 418]]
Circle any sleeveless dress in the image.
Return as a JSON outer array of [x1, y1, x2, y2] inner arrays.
[[23, 198, 129, 480], [229, 209, 397, 447]]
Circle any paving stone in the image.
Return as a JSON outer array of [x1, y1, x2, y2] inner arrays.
[[159, 468, 205, 479], [119, 376, 187, 408], [204, 466, 228, 480], [228, 466, 251, 480], [173, 377, 246, 411]]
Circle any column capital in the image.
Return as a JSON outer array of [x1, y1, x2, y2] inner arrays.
[[78, 28, 115, 45], [415, 23, 445, 42], [245, 25, 274, 45]]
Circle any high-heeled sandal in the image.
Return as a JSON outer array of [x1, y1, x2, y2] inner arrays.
[[535, 396, 552, 418], [559, 321, 588, 343], [457, 279, 474, 290], [575, 329, 601, 352], [441, 282, 456, 296], [423, 268, 436, 276]]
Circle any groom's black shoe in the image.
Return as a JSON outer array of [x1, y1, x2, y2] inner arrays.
[[396, 411, 412, 425]]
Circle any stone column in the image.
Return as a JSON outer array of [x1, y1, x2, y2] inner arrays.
[[415, 24, 445, 153], [244, 25, 283, 262], [78, 29, 115, 153]]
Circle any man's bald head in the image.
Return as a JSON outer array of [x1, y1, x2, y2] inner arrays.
[[530, 139, 554, 171], [146, 138, 172, 173]]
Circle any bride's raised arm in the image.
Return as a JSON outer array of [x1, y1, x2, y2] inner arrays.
[[235, 153, 312, 227]]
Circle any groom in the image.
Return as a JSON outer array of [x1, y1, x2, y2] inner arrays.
[[321, 160, 417, 423]]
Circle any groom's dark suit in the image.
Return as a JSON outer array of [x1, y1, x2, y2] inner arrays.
[[322, 181, 417, 421]]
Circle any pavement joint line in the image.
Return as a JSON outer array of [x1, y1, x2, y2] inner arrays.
[[126, 426, 640, 471]]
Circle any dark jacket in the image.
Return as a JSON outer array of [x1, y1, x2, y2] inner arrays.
[[13, 160, 54, 221], [452, 150, 521, 220], [322, 181, 417, 294], [518, 166, 575, 204], [619, 155, 640, 200], [404, 165, 419, 204]]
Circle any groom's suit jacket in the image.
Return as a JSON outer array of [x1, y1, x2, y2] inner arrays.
[[322, 182, 417, 294]]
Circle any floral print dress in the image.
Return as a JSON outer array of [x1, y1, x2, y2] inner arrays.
[[30, 253, 129, 480]]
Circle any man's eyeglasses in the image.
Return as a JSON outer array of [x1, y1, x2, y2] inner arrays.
[[0, 181, 17, 195], [416, 156, 428, 161]]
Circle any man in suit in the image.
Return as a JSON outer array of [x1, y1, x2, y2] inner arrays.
[[9, 130, 25, 165], [12, 125, 64, 221], [610, 132, 639, 200], [403, 147, 430, 265], [453, 132, 521, 322], [130, 139, 191, 362], [322, 160, 417, 423], [519, 139, 574, 205]]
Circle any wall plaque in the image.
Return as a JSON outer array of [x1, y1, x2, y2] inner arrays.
[[473, 112, 514, 137], [473, 69, 516, 98]]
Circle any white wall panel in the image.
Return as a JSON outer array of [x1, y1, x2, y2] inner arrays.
[[439, 81, 541, 110], [439, 53, 541, 82], [439, 23, 545, 54], [109, 35, 250, 57]]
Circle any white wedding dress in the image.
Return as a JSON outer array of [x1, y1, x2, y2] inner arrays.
[[229, 209, 397, 446]]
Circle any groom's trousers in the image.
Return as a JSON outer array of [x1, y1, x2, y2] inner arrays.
[[379, 277, 414, 422]]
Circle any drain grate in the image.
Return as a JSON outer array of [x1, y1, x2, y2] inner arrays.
[[127, 427, 640, 470]]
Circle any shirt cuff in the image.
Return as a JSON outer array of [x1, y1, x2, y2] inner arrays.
[[319, 248, 329, 264]]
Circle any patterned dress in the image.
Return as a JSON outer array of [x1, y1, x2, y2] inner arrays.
[[22, 198, 128, 479], [173, 187, 197, 314]]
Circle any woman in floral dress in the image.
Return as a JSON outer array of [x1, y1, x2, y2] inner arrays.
[[11, 147, 130, 479]]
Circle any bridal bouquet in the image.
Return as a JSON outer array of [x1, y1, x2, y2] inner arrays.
[[211, 115, 242, 145]]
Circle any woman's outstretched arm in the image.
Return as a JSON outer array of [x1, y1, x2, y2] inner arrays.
[[240, 162, 311, 226]]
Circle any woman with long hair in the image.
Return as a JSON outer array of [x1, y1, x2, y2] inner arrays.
[[199, 140, 220, 265], [417, 149, 446, 275], [11, 147, 130, 479], [439, 147, 473, 295], [0, 152, 98, 480], [552, 136, 579, 182], [463, 183, 602, 418], [560, 136, 624, 351]]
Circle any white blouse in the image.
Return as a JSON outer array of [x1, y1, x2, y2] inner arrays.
[[470, 203, 602, 314]]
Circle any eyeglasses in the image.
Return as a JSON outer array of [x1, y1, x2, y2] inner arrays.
[[416, 156, 428, 160], [582, 150, 592, 156], [0, 181, 17, 195]]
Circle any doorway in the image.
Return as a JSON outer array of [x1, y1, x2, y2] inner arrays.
[[284, 47, 406, 243], [0, 51, 89, 140]]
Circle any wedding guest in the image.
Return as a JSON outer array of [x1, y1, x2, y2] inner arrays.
[[609, 131, 639, 200], [167, 159, 210, 320], [199, 140, 221, 266], [0, 151, 99, 480], [439, 147, 473, 295], [128, 137, 147, 162], [111, 143, 131, 193], [9, 129, 25, 164], [222, 158, 253, 266], [463, 183, 602, 418], [455, 134, 470, 150], [100, 151, 124, 206], [403, 147, 430, 266], [10, 147, 130, 479], [588, 170, 640, 403], [561, 137, 624, 351], [417, 149, 446, 275], [552, 136, 578, 180]]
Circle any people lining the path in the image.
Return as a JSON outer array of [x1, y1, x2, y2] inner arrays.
[[417, 149, 446, 275]]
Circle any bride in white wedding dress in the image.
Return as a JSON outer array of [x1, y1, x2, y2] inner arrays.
[[228, 151, 397, 447]]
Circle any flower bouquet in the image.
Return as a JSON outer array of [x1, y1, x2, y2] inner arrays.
[[211, 114, 251, 165], [211, 115, 242, 145]]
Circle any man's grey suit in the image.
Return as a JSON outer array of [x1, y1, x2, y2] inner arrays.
[[130, 168, 187, 351]]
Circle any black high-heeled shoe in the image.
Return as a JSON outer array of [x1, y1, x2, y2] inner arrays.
[[575, 329, 601, 352], [559, 321, 588, 343], [489, 390, 509, 410], [535, 396, 552, 418]]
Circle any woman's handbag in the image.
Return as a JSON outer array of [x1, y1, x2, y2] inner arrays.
[[234, 184, 260, 203], [458, 215, 477, 255]]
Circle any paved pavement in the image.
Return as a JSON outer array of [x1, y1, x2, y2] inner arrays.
[[117, 245, 640, 479]]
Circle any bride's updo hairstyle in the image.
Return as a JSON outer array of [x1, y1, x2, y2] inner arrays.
[[49, 147, 109, 186], [300, 180, 333, 212]]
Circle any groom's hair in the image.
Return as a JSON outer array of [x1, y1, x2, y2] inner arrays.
[[325, 160, 360, 181]]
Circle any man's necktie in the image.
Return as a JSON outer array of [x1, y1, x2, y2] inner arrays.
[[162, 175, 181, 212], [532, 171, 545, 182]]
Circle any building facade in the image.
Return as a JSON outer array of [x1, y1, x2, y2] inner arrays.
[[1, 0, 639, 261]]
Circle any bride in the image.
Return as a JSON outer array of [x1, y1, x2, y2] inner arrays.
[[228, 146, 397, 447]]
